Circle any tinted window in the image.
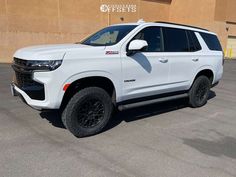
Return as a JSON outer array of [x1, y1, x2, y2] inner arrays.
[[200, 33, 222, 51], [187, 31, 202, 51], [131, 27, 162, 52], [163, 28, 189, 52], [81, 25, 137, 46]]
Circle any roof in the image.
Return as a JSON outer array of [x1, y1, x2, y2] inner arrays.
[[155, 21, 209, 31], [111, 20, 215, 34]]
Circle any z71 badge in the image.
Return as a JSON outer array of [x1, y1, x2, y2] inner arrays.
[[105, 51, 119, 55]]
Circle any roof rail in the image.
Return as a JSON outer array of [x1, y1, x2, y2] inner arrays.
[[155, 21, 209, 31]]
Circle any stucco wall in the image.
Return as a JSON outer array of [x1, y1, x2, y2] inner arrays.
[[0, 0, 171, 63], [214, 0, 236, 49], [169, 0, 229, 48], [0, 0, 105, 63], [0, 0, 236, 63]]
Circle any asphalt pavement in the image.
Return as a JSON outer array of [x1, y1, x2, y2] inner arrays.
[[0, 60, 236, 177]]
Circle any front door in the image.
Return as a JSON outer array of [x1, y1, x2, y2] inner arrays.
[[121, 26, 170, 101]]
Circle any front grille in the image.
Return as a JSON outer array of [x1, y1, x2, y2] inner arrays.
[[15, 71, 34, 88], [12, 58, 45, 100], [14, 57, 28, 67]]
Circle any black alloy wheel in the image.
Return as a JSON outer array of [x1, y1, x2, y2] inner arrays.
[[62, 87, 113, 137], [189, 75, 211, 108], [76, 98, 105, 128]]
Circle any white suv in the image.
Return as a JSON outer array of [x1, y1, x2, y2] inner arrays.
[[11, 21, 224, 137]]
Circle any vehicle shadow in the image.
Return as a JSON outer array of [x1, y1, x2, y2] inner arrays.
[[40, 109, 65, 129], [104, 90, 216, 132], [39, 91, 216, 131], [131, 53, 152, 73]]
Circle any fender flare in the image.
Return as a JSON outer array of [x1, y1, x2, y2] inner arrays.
[[190, 65, 215, 86], [58, 70, 122, 103]]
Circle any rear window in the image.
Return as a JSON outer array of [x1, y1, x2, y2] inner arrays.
[[162, 28, 189, 52], [200, 33, 222, 51]]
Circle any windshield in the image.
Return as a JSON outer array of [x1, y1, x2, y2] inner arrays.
[[81, 25, 137, 46]]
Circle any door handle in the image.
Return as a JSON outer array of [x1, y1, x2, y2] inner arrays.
[[192, 58, 199, 62], [159, 58, 168, 63]]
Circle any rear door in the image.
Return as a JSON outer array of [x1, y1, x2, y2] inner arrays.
[[162, 28, 202, 91]]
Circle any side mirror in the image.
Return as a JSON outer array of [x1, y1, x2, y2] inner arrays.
[[127, 40, 148, 56]]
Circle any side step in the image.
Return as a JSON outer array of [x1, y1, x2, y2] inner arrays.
[[118, 93, 188, 111]]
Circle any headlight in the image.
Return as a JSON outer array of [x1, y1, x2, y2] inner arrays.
[[26, 60, 62, 71]]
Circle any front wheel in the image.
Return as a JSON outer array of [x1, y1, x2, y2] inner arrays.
[[62, 87, 113, 137], [189, 76, 211, 108]]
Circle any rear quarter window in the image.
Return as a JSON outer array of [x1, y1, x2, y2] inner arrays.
[[187, 31, 202, 51], [200, 33, 222, 51]]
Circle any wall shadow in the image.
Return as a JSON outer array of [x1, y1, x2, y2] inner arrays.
[[39, 91, 216, 132], [182, 129, 236, 159], [182, 135, 236, 159]]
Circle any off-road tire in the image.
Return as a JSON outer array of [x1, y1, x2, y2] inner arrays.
[[62, 87, 113, 137], [189, 75, 211, 108]]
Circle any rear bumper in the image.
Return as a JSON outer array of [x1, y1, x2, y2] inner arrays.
[[213, 65, 223, 85]]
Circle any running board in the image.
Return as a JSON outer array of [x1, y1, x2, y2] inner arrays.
[[118, 93, 188, 111]]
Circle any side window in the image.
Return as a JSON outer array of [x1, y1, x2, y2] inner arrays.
[[200, 32, 222, 51], [187, 31, 202, 51], [162, 28, 189, 52], [131, 27, 162, 52]]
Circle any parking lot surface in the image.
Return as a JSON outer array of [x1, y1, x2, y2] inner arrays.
[[0, 60, 236, 177]]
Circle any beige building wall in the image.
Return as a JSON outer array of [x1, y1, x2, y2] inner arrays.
[[0, 0, 105, 63], [169, 0, 236, 49], [0, 0, 236, 63]]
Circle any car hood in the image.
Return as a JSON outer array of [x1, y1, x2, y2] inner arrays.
[[13, 44, 101, 61]]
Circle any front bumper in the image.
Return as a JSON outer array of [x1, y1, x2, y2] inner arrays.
[[11, 58, 64, 110], [11, 83, 54, 110]]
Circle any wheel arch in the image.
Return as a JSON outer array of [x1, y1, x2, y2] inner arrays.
[[192, 68, 214, 85], [60, 74, 118, 110]]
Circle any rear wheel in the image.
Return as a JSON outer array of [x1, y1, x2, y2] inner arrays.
[[189, 75, 211, 108], [62, 87, 113, 137]]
